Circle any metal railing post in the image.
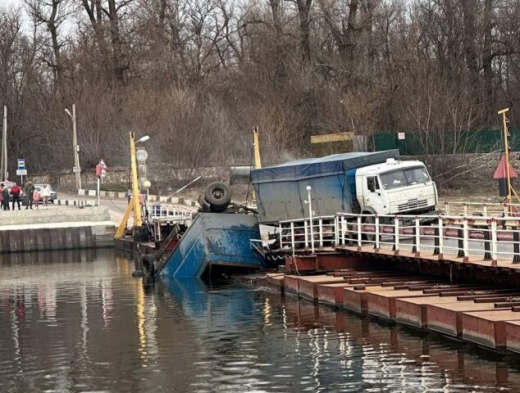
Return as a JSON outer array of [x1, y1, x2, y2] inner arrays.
[[318, 218, 323, 248], [375, 216, 380, 251], [483, 220, 491, 260], [334, 216, 339, 246], [483, 204, 488, 217], [341, 216, 346, 245], [304, 221, 309, 248], [310, 218, 315, 254], [445, 202, 450, 216], [414, 217, 421, 257], [279, 224, 284, 249], [513, 223, 520, 264], [438, 216, 444, 258], [393, 216, 400, 255], [463, 204, 468, 217], [462, 218, 469, 262], [290, 222, 295, 251], [357, 215, 362, 249], [491, 218, 498, 266]]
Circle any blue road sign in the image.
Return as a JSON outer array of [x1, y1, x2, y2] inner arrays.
[[17, 159, 25, 170]]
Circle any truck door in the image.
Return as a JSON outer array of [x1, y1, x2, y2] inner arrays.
[[364, 176, 385, 214]]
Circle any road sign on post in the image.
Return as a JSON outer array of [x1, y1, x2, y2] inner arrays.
[[16, 159, 27, 184]]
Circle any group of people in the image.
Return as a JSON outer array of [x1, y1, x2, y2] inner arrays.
[[0, 181, 51, 210]]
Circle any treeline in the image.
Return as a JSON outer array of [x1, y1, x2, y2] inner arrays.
[[0, 0, 519, 175]]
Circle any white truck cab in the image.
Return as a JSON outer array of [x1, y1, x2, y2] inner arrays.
[[355, 158, 438, 216]]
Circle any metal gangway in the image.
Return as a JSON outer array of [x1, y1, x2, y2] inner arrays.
[[443, 201, 520, 217], [274, 212, 520, 266]]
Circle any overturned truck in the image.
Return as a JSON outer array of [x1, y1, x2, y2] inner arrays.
[[250, 150, 438, 251]]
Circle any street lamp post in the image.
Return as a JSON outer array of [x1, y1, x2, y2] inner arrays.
[[306, 185, 314, 254], [130, 133, 150, 228], [65, 104, 81, 190]]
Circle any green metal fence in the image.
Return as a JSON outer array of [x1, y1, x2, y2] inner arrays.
[[373, 129, 520, 155]]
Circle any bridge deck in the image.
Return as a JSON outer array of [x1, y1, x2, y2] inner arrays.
[[335, 245, 520, 272]]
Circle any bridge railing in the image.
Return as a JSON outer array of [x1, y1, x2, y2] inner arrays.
[[276, 212, 520, 265], [443, 201, 520, 217], [278, 216, 336, 252], [150, 204, 195, 222]]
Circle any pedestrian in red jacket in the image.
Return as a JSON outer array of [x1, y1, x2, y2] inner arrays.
[[11, 183, 21, 210]]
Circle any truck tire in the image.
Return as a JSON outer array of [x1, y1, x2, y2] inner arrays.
[[198, 194, 211, 212], [141, 254, 157, 278], [204, 182, 232, 210]]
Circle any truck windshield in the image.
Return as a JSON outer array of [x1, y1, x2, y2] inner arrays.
[[380, 166, 430, 190]]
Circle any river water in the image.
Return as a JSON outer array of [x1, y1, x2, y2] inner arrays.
[[1, 249, 520, 392]]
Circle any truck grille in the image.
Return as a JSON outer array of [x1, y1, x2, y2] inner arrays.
[[398, 199, 428, 212]]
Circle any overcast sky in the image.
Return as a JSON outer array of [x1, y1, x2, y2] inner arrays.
[[3, 0, 23, 8]]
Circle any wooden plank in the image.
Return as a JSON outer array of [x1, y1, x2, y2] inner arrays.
[[311, 132, 354, 144]]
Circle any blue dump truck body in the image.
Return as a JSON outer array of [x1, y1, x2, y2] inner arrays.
[[159, 213, 263, 278], [250, 150, 400, 223]]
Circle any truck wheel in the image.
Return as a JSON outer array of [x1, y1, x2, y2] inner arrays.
[[198, 194, 211, 212], [204, 182, 232, 210]]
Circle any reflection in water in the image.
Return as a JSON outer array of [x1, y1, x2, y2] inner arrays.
[[0, 250, 520, 392]]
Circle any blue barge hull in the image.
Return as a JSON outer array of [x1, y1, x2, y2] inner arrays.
[[159, 213, 263, 278]]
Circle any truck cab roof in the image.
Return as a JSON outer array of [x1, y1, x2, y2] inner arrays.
[[355, 159, 427, 176]]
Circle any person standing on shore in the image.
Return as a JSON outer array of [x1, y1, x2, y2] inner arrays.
[[33, 188, 40, 209], [24, 181, 35, 209], [10, 182, 21, 210], [1, 184, 9, 210], [41, 184, 51, 208]]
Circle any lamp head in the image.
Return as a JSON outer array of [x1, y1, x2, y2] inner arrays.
[[137, 135, 150, 143]]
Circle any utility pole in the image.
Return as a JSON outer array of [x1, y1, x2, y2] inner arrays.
[[66, 104, 81, 190], [72, 104, 81, 190], [499, 108, 512, 211], [2, 106, 7, 180]]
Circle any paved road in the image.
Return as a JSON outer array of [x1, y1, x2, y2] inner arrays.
[[59, 193, 198, 226]]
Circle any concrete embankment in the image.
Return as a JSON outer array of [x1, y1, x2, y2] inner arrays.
[[0, 206, 115, 252]]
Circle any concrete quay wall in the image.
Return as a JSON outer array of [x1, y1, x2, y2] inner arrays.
[[0, 206, 115, 253], [0, 225, 114, 253], [0, 206, 111, 226]]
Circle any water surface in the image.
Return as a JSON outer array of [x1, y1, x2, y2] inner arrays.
[[1, 249, 520, 392]]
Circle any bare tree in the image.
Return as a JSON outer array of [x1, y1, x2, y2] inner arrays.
[[25, 0, 69, 93]]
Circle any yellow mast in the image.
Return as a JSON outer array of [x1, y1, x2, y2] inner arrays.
[[130, 132, 143, 227], [253, 126, 262, 169], [115, 132, 142, 238]]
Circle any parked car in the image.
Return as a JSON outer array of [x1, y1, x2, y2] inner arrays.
[[33, 184, 57, 204]]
